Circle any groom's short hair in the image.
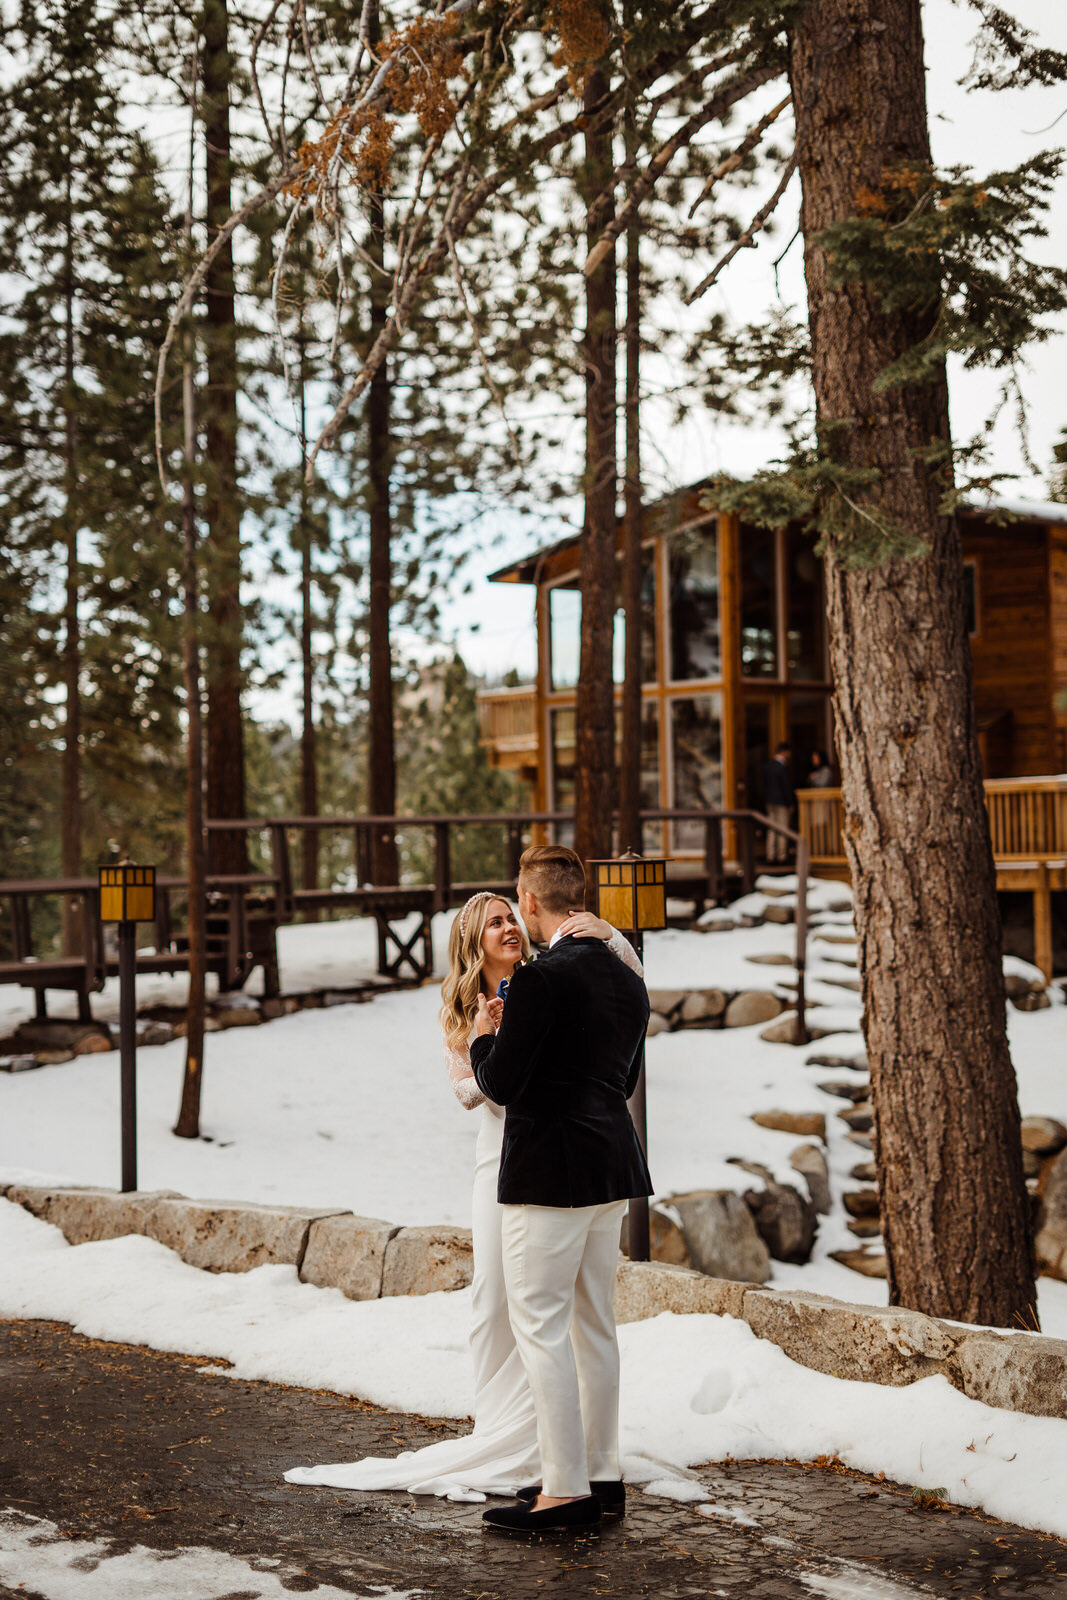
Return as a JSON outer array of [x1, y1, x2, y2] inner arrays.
[[518, 844, 587, 912]]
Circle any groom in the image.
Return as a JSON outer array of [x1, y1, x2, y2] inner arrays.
[[470, 843, 651, 1535]]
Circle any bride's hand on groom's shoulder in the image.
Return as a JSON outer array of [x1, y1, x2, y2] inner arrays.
[[475, 993, 501, 1037], [558, 911, 612, 942]]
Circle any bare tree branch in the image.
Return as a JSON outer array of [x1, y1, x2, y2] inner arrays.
[[684, 150, 797, 303]]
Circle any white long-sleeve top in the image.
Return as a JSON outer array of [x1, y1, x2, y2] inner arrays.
[[444, 927, 644, 1111]]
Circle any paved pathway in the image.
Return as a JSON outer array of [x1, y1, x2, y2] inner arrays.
[[1, 1319, 1065, 1600]]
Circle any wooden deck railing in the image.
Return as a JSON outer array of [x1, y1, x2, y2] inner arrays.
[[798, 775, 1067, 866]]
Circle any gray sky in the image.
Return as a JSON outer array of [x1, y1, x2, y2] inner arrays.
[[446, 0, 1067, 686]]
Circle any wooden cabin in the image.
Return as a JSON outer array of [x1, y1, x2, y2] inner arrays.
[[478, 484, 1067, 838]]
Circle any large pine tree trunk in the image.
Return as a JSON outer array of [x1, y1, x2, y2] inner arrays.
[[60, 183, 82, 954], [574, 62, 617, 868], [201, 0, 247, 877], [618, 68, 643, 858], [789, 0, 1036, 1326], [175, 321, 207, 1141], [365, 0, 398, 886]]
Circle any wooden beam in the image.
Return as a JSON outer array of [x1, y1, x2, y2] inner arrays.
[[1034, 863, 1053, 983], [719, 511, 743, 860]]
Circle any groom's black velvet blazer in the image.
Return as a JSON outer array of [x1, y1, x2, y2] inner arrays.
[[469, 935, 652, 1207]]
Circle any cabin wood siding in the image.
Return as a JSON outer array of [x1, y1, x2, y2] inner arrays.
[[1050, 526, 1067, 770], [961, 518, 1055, 776]]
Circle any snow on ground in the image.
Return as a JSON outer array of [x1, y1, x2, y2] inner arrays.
[[2, 897, 1066, 1330], [2, 1198, 1066, 1541], [0, 1508, 416, 1600]]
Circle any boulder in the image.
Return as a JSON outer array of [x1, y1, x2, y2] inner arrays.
[[763, 904, 795, 924], [1023, 1149, 1043, 1180], [1003, 967, 1046, 1000], [744, 952, 795, 966], [723, 991, 784, 1029], [679, 989, 727, 1025], [300, 1213, 397, 1301], [843, 1188, 880, 1218], [847, 1218, 882, 1239], [613, 1261, 754, 1324], [1021, 1117, 1067, 1156], [381, 1226, 474, 1296], [213, 1001, 262, 1028], [805, 1050, 868, 1072], [6, 1185, 182, 1246], [820, 976, 861, 993], [817, 1079, 869, 1103], [149, 1198, 345, 1273], [849, 1161, 878, 1182], [75, 1032, 113, 1055], [790, 1142, 831, 1215], [739, 1289, 956, 1388], [954, 1328, 1067, 1418], [1035, 1148, 1067, 1280], [646, 1012, 671, 1038], [759, 1013, 831, 1046], [829, 1246, 886, 1278], [647, 989, 688, 1018], [838, 1103, 874, 1133], [671, 1190, 771, 1284], [1011, 991, 1051, 1013], [751, 1109, 826, 1140], [844, 1129, 874, 1150], [620, 1205, 691, 1267], [15, 1021, 109, 1050], [34, 1049, 75, 1065], [140, 1021, 175, 1047], [743, 1181, 817, 1264], [0, 1054, 38, 1073]]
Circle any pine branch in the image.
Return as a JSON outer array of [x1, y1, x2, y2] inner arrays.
[[684, 150, 797, 303]]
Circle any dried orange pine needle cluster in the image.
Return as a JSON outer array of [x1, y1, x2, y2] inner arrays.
[[544, 0, 610, 88], [382, 11, 465, 141], [286, 11, 464, 205]]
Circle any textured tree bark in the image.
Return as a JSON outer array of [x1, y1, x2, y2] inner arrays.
[[175, 324, 207, 1141], [574, 61, 617, 869], [201, 0, 247, 877], [365, 0, 398, 886], [789, 0, 1036, 1326], [297, 321, 319, 909], [618, 50, 643, 860], [60, 166, 82, 956]]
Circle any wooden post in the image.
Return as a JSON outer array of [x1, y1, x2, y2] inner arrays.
[[739, 815, 756, 893], [1034, 864, 1053, 984], [704, 813, 723, 903], [433, 822, 452, 915]]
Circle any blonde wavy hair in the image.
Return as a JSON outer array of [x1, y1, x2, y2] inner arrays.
[[439, 893, 531, 1053]]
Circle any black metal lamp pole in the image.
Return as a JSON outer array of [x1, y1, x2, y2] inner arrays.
[[99, 862, 155, 1194]]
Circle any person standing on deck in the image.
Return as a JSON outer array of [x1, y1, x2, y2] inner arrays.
[[763, 741, 795, 863]]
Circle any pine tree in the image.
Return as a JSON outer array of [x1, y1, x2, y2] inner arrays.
[[0, 0, 186, 922]]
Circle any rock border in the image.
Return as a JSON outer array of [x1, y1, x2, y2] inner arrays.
[[4, 1181, 1066, 1423]]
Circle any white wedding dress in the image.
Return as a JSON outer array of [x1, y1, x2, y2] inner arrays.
[[284, 927, 643, 1502]]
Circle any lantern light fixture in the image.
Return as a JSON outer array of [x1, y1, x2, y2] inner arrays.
[[590, 850, 667, 935], [98, 862, 156, 924]]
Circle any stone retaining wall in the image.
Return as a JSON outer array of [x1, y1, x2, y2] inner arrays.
[[4, 1181, 1066, 1424]]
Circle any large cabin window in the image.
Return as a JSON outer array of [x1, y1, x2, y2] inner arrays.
[[668, 527, 720, 681], [550, 706, 575, 814], [786, 529, 825, 680], [548, 584, 582, 691], [615, 554, 658, 684], [670, 694, 723, 849], [740, 528, 778, 677], [549, 578, 640, 691]]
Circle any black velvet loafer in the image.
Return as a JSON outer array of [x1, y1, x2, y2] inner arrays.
[[516, 1480, 625, 1517], [482, 1495, 602, 1535]]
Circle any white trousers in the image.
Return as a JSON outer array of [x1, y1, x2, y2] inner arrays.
[[500, 1199, 628, 1498]]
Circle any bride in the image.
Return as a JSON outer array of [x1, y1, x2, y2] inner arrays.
[[285, 889, 643, 1501]]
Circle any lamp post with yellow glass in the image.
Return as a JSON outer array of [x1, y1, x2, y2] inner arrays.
[[98, 861, 155, 1192], [590, 850, 667, 1262]]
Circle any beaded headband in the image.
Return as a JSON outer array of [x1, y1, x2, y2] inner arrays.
[[458, 890, 495, 938]]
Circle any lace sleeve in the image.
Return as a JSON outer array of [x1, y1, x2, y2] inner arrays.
[[445, 1039, 485, 1110], [607, 925, 644, 979]]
